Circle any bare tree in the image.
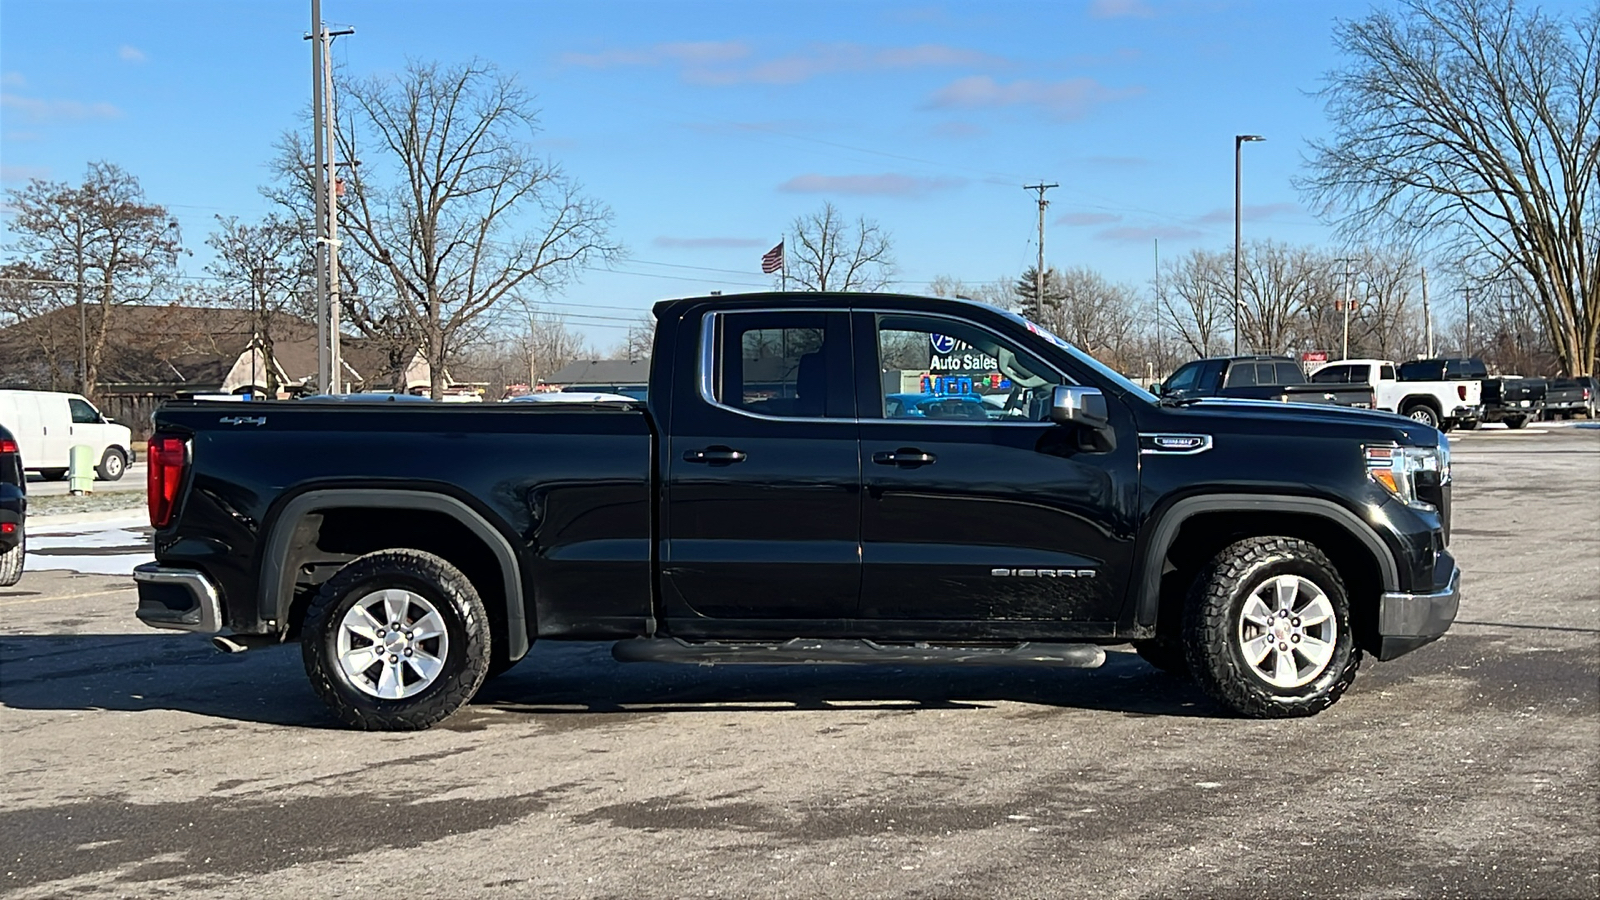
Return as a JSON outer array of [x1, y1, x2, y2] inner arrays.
[[1303, 0, 1599, 375], [786, 202, 895, 292], [1160, 249, 1229, 358], [524, 308, 591, 386], [609, 314, 654, 361], [1015, 266, 1141, 368], [205, 214, 312, 395], [2, 162, 182, 400], [927, 274, 1015, 310], [1238, 241, 1325, 355], [275, 59, 618, 398]]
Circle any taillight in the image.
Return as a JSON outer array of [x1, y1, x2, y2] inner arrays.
[[1457, 385, 1467, 401], [147, 435, 188, 528], [0, 438, 16, 454]]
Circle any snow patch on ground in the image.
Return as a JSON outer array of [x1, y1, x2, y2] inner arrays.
[[24, 516, 153, 575]]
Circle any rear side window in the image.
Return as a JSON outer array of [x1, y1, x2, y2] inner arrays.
[[712, 311, 851, 419], [1380, 365, 1396, 381], [1274, 362, 1304, 384], [68, 398, 100, 424], [1225, 363, 1257, 388], [1399, 361, 1441, 381]]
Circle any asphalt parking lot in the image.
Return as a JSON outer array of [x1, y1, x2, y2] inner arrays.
[[1, 426, 1596, 899]]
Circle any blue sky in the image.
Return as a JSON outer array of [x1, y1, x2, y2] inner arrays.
[[0, 0, 1470, 345]]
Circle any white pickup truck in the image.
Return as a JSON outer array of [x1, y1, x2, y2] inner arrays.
[[1309, 358, 1484, 431]]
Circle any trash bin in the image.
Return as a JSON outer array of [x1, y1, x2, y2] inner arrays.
[[69, 444, 95, 495]]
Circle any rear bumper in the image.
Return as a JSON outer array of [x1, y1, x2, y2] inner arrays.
[[1376, 564, 1460, 660], [133, 564, 223, 633]]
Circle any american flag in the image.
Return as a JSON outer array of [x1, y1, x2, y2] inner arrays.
[[761, 241, 784, 274]]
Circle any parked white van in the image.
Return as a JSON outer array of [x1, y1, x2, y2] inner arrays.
[[0, 390, 134, 481]]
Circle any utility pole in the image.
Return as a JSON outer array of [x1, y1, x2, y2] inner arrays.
[[1421, 266, 1433, 357], [1233, 134, 1265, 355], [305, 0, 353, 393], [1337, 257, 1356, 360], [1464, 285, 1473, 357], [1024, 182, 1057, 314]]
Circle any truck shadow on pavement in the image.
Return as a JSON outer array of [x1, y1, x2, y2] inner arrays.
[[0, 634, 1227, 728]]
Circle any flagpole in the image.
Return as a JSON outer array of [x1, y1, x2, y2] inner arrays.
[[780, 235, 788, 292]]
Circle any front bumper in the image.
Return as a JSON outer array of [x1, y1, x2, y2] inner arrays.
[[1375, 564, 1460, 660], [134, 564, 223, 633]]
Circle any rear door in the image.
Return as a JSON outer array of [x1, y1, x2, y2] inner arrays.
[[853, 311, 1138, 626], [660, 308, 862, 622]]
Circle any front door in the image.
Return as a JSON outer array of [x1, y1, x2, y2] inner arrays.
[[854, 312, 1138, 626], [662, 309, 861, 622]]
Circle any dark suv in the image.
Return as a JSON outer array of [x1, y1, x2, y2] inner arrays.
[[0, 425, 26, 586]]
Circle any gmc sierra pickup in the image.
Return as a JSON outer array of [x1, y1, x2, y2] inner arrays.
[[1157, 355, 1375, 408], [134, 293, 1461, 730]]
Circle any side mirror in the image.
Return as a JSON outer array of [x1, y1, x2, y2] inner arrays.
[[1149, 382, 1163, 395], [1050, 385, 1109, 429]]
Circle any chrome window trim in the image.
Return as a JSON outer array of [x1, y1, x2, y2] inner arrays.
[[698, 309, 854, 425], [859, 308, 1070, 427], [694, 306, 1070, 427], [1138, 433, 1214, 455]]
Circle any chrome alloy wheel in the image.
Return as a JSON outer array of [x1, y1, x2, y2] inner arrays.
[[1236, 574, 1338, 689], [336, 589, 450, 699]]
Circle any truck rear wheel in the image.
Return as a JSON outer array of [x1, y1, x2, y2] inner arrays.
[[301, 549, 490, 730], [1183, 537, 1360, 718], [1506, 416, 1529, 429], [1402, 403, 1439, 429]]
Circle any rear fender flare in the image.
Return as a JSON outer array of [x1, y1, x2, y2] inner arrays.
[[1135, 494, 1400, 626], [257, 489, 529, 660]]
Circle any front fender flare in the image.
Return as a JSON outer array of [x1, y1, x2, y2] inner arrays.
[[1134, 493, 1400, 627]]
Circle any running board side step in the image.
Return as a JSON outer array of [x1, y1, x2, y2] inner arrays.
[[611, 637, 1105, 668]]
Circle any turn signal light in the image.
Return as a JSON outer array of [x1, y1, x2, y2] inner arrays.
[[147, 435, 188, 528]]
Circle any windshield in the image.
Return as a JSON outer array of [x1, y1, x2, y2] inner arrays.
[[1000, 310, 1158, 403]]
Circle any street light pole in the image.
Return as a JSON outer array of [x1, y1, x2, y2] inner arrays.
[[1233, 134, 1264, 355]]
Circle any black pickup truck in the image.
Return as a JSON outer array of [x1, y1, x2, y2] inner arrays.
[[1158, 355, 1375, 408], [134, 293, 1460, 729]]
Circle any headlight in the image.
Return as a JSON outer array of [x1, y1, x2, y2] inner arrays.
[[1364, 443, 1449, 510]]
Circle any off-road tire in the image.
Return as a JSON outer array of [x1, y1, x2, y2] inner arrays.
[[1402, 403, 1440, 429], [95, 448, 126, 481], [1183, 536, 1361, 718], [1506, 416, 1529, 429], [1133, 637, 1190, 677], [301, 549, 490, 730], [0, 531, 23, 587]]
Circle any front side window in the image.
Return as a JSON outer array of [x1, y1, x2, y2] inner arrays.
[[712, 311, 847, 418], [1163, 362, 1202, 394], [870, 314, 1066, 422], [68, 398, 100, 424]]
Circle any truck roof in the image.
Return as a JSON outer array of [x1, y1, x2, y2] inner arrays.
[[651, 291, 1004, 320]]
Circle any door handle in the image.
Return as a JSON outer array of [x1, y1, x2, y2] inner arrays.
[[683, 447, 747, 464], [872, 448, 937, 466]]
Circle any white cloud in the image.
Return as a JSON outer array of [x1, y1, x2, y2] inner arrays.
[[1194, 203, 1301, 224], [1, 164, 50, 182], [653, 236, 768, 249], [1, 72, 25, 87], [563, 40, 1005, 86], [926, 75, 1142, 119], [1089, 0, 1154, 19], [1, 93, 123, 122], [778, 173, 966, 197], [119, 45, 147, 63]]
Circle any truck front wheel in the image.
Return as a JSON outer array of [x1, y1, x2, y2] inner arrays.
[[1183, 537, 1360, 718], [301, 549, 490, 730]]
